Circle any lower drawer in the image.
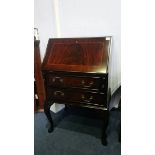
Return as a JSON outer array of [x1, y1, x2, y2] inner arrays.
[[46, 88, 107, 107]]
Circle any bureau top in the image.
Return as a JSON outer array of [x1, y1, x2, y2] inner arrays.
[[42, 37, 112, 73]]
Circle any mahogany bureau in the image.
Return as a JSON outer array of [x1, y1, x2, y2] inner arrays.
[[42, 37, 112, 145]]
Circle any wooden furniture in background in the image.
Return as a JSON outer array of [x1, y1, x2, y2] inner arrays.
[[34, 40, 46, 111], [34, 79, 38, 111], [42, 37, 112, 145]]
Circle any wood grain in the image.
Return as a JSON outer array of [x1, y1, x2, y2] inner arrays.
[[34, 40, 46, 110], [42, 38, 110, 73]]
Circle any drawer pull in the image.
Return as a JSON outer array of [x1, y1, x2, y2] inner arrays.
[[52, 77, 63, 83], [54, 91, 64, 97], [59, 78, 64, 83], [81, 95, 93, 102], [81, 80, 94, 87]]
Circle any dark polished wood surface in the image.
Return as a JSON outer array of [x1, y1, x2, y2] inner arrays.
[[45, 72, 108, 92], [42, 37, 112, 145], [42, 38, 111, 73]]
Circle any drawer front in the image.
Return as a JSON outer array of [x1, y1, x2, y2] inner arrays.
[[47, 75, 106, 90], [47, 88, 107, 107]]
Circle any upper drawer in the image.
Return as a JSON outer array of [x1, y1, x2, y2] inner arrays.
[[46, 75, 107, 90]]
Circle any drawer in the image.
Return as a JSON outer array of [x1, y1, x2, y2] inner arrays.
[[46, 75, 107, 90], [47, 88, 107, 107]]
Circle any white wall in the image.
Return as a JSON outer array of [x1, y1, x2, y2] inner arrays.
[[34, 0, 121, 111], [34, 0, 55, 61]]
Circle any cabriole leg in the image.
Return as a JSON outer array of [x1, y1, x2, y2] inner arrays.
[[44, 98, 54, 133]]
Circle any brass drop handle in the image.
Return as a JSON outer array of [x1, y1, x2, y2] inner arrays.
[[81, 95, 93, 102], [54, 91, 64, 97], [52, 77, 64, 83], [59, 78, 64, 83], [81, 80, 94, 87]]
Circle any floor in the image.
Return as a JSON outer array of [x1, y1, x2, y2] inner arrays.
[[34, 96, 121, 155]]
